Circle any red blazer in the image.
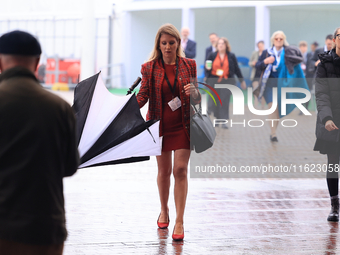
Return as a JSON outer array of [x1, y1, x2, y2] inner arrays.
[[137, 57, 201, 139]]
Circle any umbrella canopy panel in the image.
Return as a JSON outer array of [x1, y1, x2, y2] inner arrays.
[[79, 121, 162, 168], [73, 72, 162, 168]]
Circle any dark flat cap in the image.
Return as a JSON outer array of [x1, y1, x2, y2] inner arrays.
[[0, 30, 41, 56]]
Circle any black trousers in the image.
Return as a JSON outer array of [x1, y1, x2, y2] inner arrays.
[[327, 153, 339, 197], [0, 239, 64, 255]]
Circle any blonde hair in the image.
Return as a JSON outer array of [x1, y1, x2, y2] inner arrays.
[[215, 37, 231, 53], [148, 23, 185, 62], [333, 27, 340, 49], [270, 31, 289, 47]]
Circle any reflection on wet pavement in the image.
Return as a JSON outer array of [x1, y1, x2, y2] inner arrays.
[[52, 92, 338, 254], [62, 163, 337, 254], [325, 222, 338, 255]]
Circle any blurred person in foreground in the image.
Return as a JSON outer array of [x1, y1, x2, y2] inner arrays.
[[249, 40, 266, 108], [205, 37, 246, 129], [314, 27, 340, 222], [256, 30, 308, 142], [0, 30, 79, 254], [137, 23, 201, 241]]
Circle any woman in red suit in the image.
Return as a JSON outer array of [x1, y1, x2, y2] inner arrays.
[[137, 23, 201, 241]]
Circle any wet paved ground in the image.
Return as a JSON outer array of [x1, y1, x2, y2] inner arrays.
[[51, 91, 338, 254], [191, 96, 326, 178]]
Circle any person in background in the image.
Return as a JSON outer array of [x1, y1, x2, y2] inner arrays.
[[304, 41, 319, 111], [249, 40, 266, 108], [137, 23, 201, 241], [298, 41, 310, 114], [314, 27, 340, 222], [0, 30, 79, 255], [204, 32, 219, 114], [310, 34, 333, 72], [181, 27, 196, 59], [299, 41, 308, 73], [205, 33, 219, 63], [310, 41, 319, 55], [256, 30, 308, 142], [306, 42, 319, 79], [204, 33, 219, 81], [205, 37, 246, 129]]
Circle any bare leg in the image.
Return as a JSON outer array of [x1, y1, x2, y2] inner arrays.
[[172, 149, 190, 235], [252, 81, 260, 107], [252, 81, 266, 109], [267, 102, 279, 137], [261, 97, 266, 110], [156, 151, 172, 223]]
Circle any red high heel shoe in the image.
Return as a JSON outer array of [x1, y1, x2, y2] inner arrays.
[[157, 211, 169, 229], [172, 225, 184, 241]]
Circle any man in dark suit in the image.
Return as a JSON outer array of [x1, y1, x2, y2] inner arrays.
[[205, 33, 218, 60], [309, 34, 333, 72], [306, 42, 318, 80], [181, 27, 196, 59], [0, 30, 79, 254], [204, 33, 218, 79]]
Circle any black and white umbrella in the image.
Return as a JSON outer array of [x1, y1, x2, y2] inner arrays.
[[72, 72, 162, 168]]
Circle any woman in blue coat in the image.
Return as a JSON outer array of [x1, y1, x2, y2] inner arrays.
[[256, 31, 308, 142]]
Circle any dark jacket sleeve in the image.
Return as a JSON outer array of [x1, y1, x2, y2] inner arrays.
[[185, 40, 196, 59], [255, 49, 268, 71], [230, 53, 244, 82], [309, 48, 324, 74], [315, 61, 333, 125], [205, 51, 217, 78], [64, 106, 79, 177], [306, 51, 315, 75], [205, 46, 211, 61], [204, 47, 212, 77]]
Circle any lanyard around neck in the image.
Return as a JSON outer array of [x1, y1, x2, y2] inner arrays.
[[162, 58, 179, 98]]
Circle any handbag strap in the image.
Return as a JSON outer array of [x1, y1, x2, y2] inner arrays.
[[192, 103, 202, 114]]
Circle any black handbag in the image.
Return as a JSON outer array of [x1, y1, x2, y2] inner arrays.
[[191, 103, 216, 153], [316, 114, 340, 142]]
